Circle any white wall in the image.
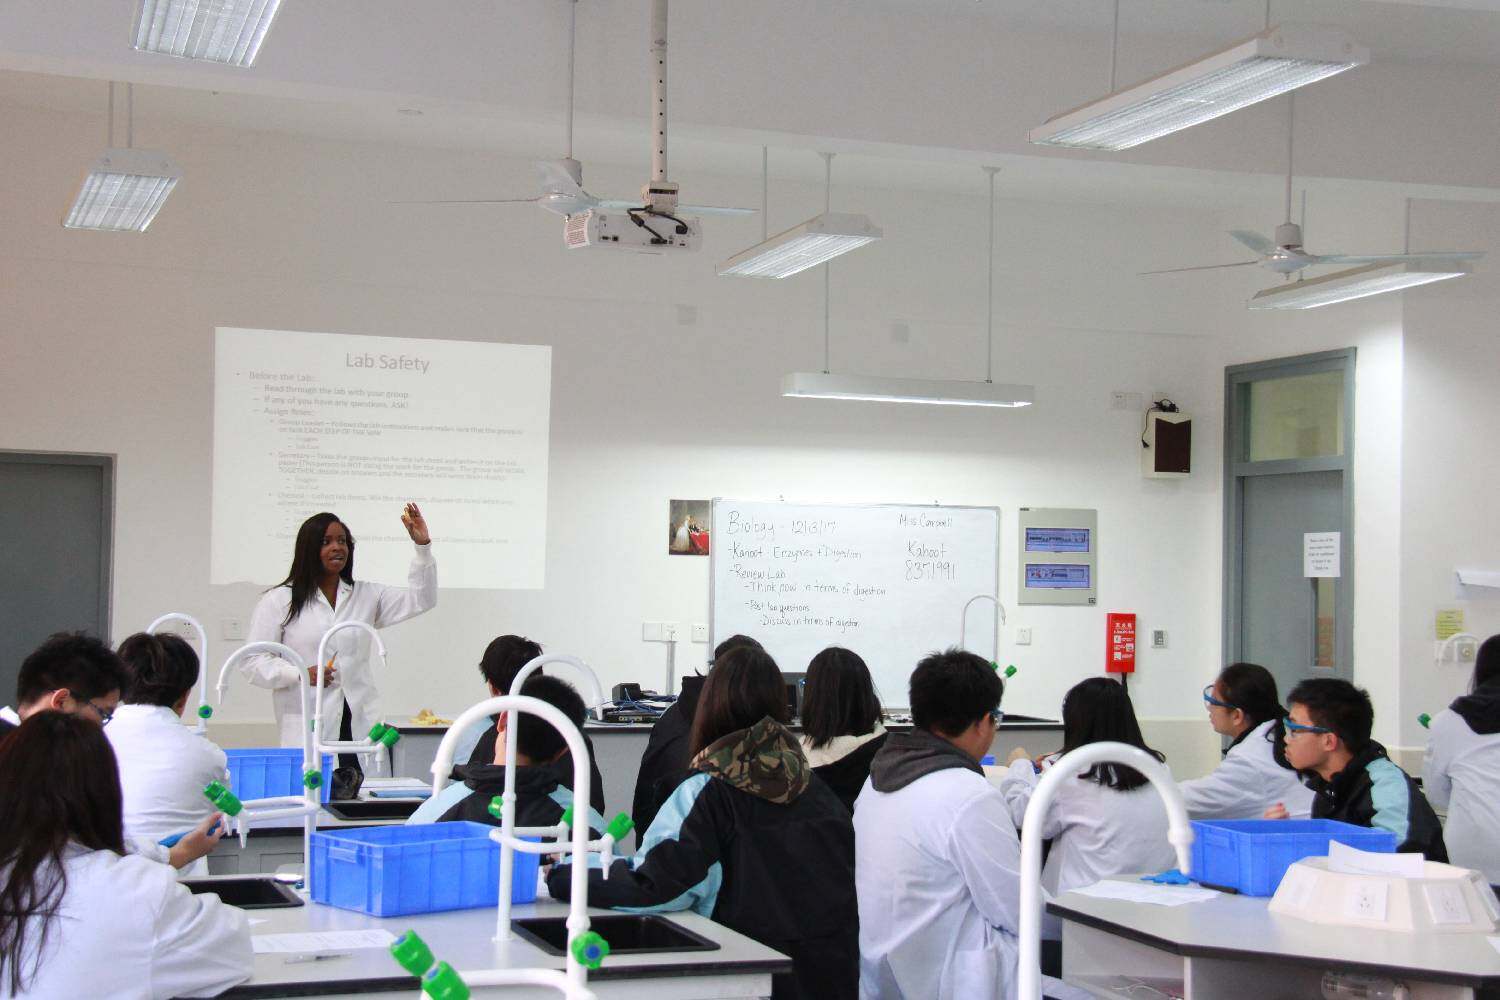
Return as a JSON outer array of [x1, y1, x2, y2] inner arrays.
[[0, 99, 1231, 752], [1399, 200, 1500, 749]]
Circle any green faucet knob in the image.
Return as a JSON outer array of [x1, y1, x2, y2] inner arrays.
[[302, 768, 323, 790], [487, 795, 505, 820], [1418, 713, 1432, 729], [390, 930, 434, 976], [197, 704, 213, 719], [421, 961, 470, 1000], [606, 813, 635, 841], [202, 781, 243, 817], [571, 931, 610, 969]]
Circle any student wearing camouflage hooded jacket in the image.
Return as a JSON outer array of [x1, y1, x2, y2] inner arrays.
[[548, 645, 857, 1000]]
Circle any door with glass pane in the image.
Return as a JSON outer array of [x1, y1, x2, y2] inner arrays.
[[1224, 351, 1354, 697]]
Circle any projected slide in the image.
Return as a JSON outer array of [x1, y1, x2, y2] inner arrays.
[[211, 327, 551, 589]]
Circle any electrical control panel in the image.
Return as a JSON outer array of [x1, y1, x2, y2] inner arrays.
[[1017, 508, 1097, 606]]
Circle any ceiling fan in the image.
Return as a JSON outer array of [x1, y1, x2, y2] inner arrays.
[[400, 0, 752, 238], [1142, 95, 1482, 280]]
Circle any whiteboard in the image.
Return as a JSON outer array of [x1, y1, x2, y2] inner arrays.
[[710, 500, 1000, 707]]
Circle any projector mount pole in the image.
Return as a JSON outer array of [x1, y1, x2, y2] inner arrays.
[[643, 0, 679, 213], [822, 151, 834, 375], [984, 166, 1000, 384], [564, 0, 576, 161]]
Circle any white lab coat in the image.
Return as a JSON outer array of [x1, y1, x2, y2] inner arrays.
[[854, 768, 1024, 1000], [1423, 708, 1500, 882], [999, 757, 1178, 938], [106, 704, 229, 876], [5, 845, 251, 998], [243, 543, 436, 761], [1177, 719, 1314, 820]]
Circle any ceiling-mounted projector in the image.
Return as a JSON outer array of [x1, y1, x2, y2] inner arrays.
[[564, 208, 701, 253]]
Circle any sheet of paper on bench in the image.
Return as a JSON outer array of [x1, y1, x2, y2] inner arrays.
[[1071, 880, 1219, 906], [1327, 841, 1425, 878], [252, 929, 397, 954]]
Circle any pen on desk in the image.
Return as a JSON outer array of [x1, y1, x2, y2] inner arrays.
[[283, 953, 351, 965]]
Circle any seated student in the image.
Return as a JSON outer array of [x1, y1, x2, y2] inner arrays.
[[108, 633, 231, 876], [1423, 634, 1500, 881], [1271, 678, 1447, 861], [1000, 677, 1177, 941], [437, 675, 604, 834], [407, 634, 605, 824], [631, 633, 762, 834], [0, 713, 252, 998], [551, 645, 857, 1000], [4, 633, 224, 872], [1178, 662, 1314, 820], [797, 646, 887, 812], [855, 649, 1031, 1000]]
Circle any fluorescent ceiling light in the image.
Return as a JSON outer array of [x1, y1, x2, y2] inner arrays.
[[63, 148, 182, 232], [132, 0, 284, 67], [719, 213, 882, 279], [1030, 24, 1368, 151], [1248, 260, 1473, 310], [782, 372, 1033, 408]]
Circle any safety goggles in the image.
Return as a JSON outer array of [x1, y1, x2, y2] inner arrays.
[[1202, 684, 1237, 710], [1283, 718, 1333, 739]]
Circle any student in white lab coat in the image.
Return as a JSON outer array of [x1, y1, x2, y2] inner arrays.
[[0, 712, 252, 998], [1424, 634, 1500, 882], [1000, 677, 1177, 943], [107, 633, 230, 875], [1177, 662, 1314, 820], [855, 648, 1041, 1000], [6, 633, 226, 873], [243, 504, 436, 773]]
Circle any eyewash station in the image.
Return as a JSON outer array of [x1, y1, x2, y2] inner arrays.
[[1025, 745, 1500, 999], [205, 653, 789, 999]]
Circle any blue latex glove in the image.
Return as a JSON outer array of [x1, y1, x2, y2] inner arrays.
[[1140, 868, 1191, 885]]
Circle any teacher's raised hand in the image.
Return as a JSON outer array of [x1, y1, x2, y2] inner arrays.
[[400, 502, 431, 546]]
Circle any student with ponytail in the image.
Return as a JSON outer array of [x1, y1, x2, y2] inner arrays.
[[1178, 662, 1313, 819]]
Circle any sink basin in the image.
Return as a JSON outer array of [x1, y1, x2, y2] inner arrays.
[[323, 799, 422, 821], [512, 914, 720, 955], [183, 876, 304, 909]]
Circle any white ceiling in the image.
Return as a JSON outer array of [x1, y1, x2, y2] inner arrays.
[[0, 0, 1496, 213]]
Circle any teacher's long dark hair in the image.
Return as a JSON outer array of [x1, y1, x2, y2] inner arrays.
[[274, 512, 355, 627], [0, 713, 127, 994]]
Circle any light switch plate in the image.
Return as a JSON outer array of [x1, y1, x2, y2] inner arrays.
[[1015, 628, 1033, 646], [1151, 629, 1168, 649]]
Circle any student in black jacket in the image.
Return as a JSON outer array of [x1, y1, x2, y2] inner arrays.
[[552, 645, 857, 1000], [630, 634, 762, 834], [797, 647, 887, 812], [1270, 678, 1447, 861], [439, 675, 603, 835]]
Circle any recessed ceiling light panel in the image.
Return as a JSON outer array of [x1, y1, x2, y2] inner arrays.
[[719, 213, 882, 279], [132, 0, 284, 67], [1248, 260, 1472, 310], [63, 148, 182, 232], [1030, 24, 1368, 151], [782, 372, 1033, 408]]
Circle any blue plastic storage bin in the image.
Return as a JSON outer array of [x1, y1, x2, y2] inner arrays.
[[1190, 819, 1398, 896], [224, 748, 334, 805], [308, 822, 540, 916]]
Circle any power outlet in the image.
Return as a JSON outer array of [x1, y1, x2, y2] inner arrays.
[[1151, 629, 1168, 649], [220, 618, 244, 641], [661, 622, 682, 642], [1015, 627, 1033, 646], [1110, 391, 1144, 411], [691, 624, 709, 643], [642, 622, 662, 642]]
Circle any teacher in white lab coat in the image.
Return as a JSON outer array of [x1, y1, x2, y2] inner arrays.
[[243, 504, 436, 774]]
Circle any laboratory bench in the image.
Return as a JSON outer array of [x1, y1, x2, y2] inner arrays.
[[221, 894, 790, 999], [389, 715, 1063, 851], [1049, 877, 1500, 999], [206, 804, 417, 876]]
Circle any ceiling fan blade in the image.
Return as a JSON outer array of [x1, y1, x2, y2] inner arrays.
[[388, 197, 540, 205], [1229, 230, 1277, 255], [1314, 251, 1486, 265], [678, 204, 757, 217], [1139, 261, 1260, 276]]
